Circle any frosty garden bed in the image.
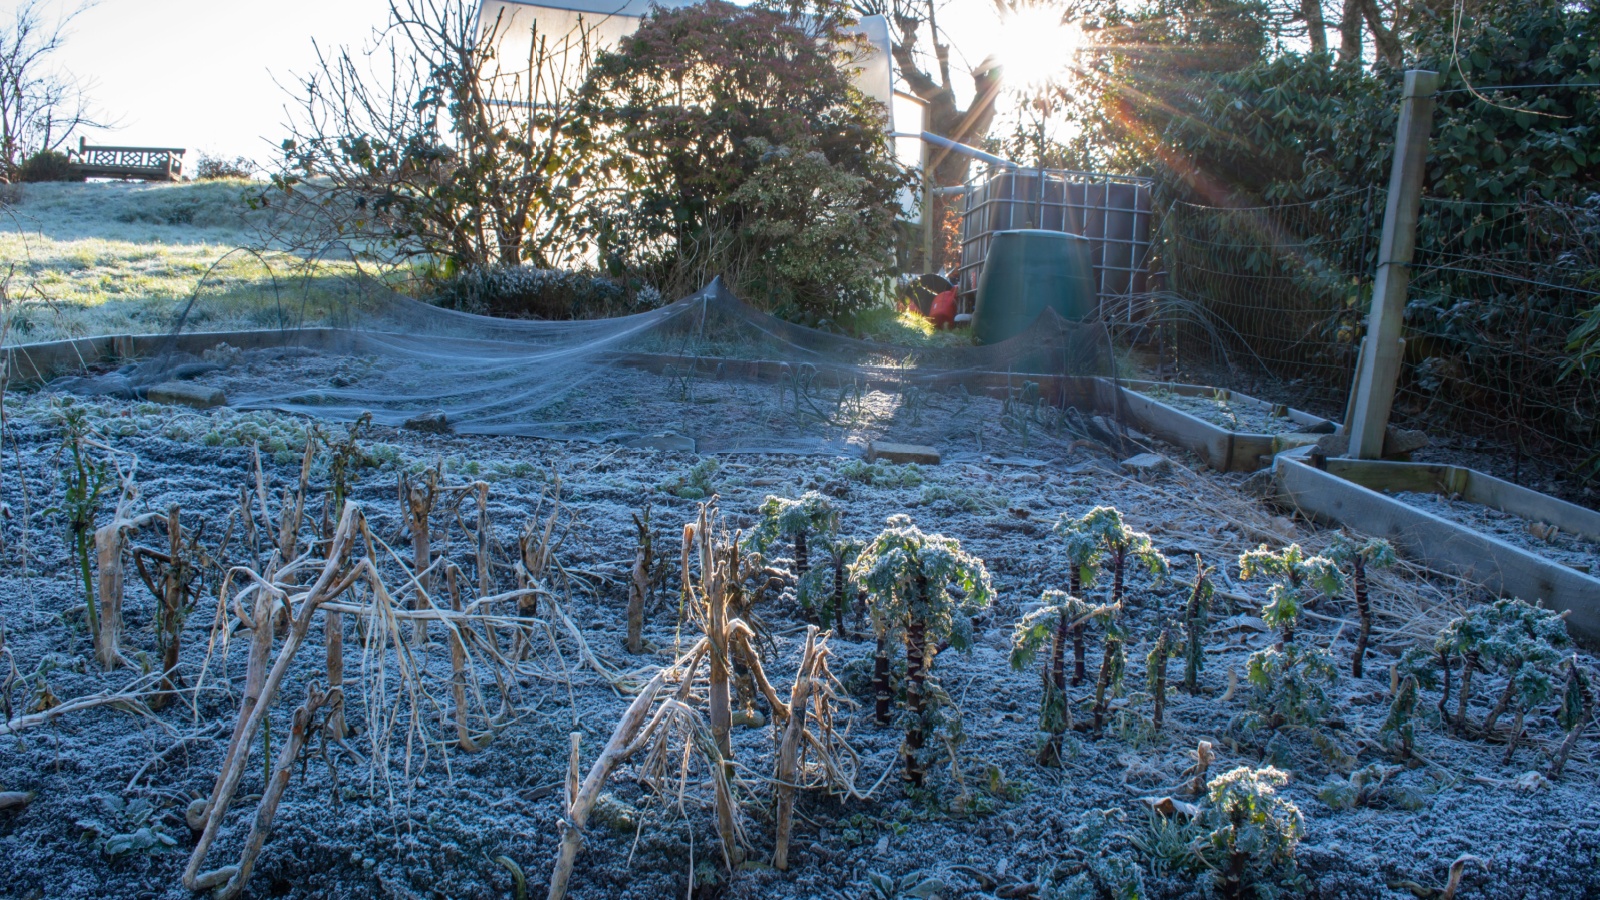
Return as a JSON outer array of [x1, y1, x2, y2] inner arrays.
[[1273, 454, 1600, 644], [1103, 380, 1337, 473], [1, 383, 1597, 899]]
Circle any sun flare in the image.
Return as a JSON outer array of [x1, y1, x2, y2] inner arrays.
[[999, 6, 1087, 90]]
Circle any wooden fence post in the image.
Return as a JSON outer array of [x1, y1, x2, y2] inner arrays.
[[1345, 69, 1440, 459]]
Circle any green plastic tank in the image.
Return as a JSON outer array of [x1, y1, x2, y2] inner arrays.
[[972, 229, 1097, 344]]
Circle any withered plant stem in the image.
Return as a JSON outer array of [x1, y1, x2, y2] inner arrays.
[[773, 627, 820, 871]]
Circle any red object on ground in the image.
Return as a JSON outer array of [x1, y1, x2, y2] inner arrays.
[[929, 289, 957, 329]]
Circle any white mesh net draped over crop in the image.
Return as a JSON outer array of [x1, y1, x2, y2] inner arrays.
[[63, 279, 1123, 457]]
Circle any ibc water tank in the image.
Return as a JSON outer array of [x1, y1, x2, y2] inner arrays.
[[972, 229, 1096, 344]]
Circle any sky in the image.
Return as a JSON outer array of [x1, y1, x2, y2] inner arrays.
[[27, 0, 1016, 165], [32, 0, 393, 161]]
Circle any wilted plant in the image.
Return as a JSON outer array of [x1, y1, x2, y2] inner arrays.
[[1436, 608, 1490, 733], [1011, 590, 1097, 764], [1182, 557, 1215, 694], [1478, 599, 1570, 747], [1238, 543, 1343, 647], [76, 794, 179, 859], [52, 404, 112, 643], [131, 505, 207, 710], [1326, 534, 1396, 679], [1089, 606, 1128, 733], [747, 491, 839, 578], [1318, 763, 1420, 811], [1046, 807, 1149, 900], [626, 503, 653, 654], [1549, 655, 1595, 779], [852, 514, 993, 786], [1379, 674, 1419, 761], [399, 462, 441, 647], [1147, 626, 1175, 730], [663, 457, 719, 500]]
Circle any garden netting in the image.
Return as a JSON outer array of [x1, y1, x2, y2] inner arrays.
[[73, 278, 1121, 457]]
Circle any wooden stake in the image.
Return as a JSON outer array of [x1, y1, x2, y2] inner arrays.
[[1346, 69, 1440, 459]]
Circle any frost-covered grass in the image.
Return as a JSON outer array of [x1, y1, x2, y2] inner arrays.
[[0, 181, 362, 345]]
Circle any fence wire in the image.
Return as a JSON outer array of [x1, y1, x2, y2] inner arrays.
[[1162, 190, 1382, 414], [1162, 191, 1600, 494]]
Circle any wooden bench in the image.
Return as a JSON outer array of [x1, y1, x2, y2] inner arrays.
[[69, 137, 185, 181]]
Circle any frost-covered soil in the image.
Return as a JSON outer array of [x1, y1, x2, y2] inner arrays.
[[1134, 388, 1314, 436], [1390, 491, 1599, 573], [1, 387, 1598, 900]]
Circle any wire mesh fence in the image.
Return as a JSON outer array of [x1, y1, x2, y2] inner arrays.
[[1160, 190, 1600, 496], [1161, 190, 1383, 415]]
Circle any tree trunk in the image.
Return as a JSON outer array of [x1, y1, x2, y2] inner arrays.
[[1351, 557, 1370, 679], [1301, 0, 1328, 54], [890, 31, 1002, 272], [1338, 0, 1363, 64], [1360, 0, 1403, 68]]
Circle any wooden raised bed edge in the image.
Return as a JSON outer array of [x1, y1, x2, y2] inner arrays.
[[1098, 379, 1336, 474], [1273, 452, 1600, 646]]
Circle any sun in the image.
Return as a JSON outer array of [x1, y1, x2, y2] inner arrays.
[[999, 6, 1087, 90]]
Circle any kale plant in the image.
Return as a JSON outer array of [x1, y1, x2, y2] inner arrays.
[[1051, 510, 1109, 684], [1197, 766, 1307, 899], [1325, 534, 1395, 679], [746, 490, 839, 578], [1238, 544, 1343, 647], [1011, 589, 1096, 764], [853, 515, 993, 785], [1241, 641, 1339, 734], [1075, 506, 1168, 610]]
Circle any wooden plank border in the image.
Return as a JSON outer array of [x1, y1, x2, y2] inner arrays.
[[1274, 454, 1600, 645]]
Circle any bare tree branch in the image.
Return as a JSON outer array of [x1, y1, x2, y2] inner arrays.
[[0, 0, 114, 177]]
